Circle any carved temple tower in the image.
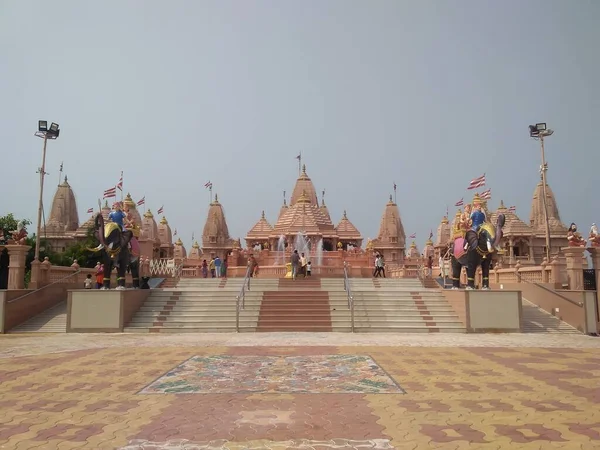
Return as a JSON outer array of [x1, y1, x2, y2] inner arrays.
[[44, 176, 80, 252], [246, 165, 362, 252], [202, 194, 234, 259], [370, 195, 406, 263]]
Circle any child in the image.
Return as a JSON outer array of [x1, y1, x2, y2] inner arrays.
[[306, 261, 312, 276], [84, 274, 93, 289]]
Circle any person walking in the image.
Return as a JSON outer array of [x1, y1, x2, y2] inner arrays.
[[214, 256, 221, 278], [291, 250, 300, 280], [209, 257, 216, 278], [426, 255, 433, 278], [300, 252, 307, 278]]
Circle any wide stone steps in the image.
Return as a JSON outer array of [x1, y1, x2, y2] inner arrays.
[[9, 301, 67, 333], [521, 299, 581, 333]]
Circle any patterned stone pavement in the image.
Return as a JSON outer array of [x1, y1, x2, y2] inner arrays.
[[1, 334, 600, 449]]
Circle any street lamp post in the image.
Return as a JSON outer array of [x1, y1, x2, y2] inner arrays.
[[34, 121, 60, 262], [529, 123, 554, 261]]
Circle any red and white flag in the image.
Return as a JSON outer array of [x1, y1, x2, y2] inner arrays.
[[480, 189, 492, 200], [116, 171, 123, 191], [409, 233, 416, 239], [137, 196, 145, 206], [455, 198, 464, 207], [204, 181, 213, 189], [87, 207, 94, 214], [508, 206, 516, 213], [157, 206, 164, 214], [467, 173, 486, 190], [103, 187, 117, 198]]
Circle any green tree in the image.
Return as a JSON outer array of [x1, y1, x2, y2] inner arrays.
[[0, 213, 32, 234]]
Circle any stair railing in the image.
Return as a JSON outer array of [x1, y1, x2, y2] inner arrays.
[[516, 271, 583, 307], [7, 270, 82, 304], [235, 266, 252, 332], [343, 261, 355, 332]]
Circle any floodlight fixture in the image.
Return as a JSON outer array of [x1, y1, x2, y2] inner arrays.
[[38, 120, 48, 132], [535, 123, 547, 131]]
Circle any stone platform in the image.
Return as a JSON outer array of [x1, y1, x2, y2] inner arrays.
[[1, 333, 600, 449]]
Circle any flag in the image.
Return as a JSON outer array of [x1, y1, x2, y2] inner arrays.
[[103, 187, 117, 198], [393, 182, 397, 191], [173, 228, 177, 236], [480, 189, 492, 200], [59, 162, 63, 171], [157, 206, 164, 214], [117, 171, 123, 191], [409, 233, 416, 239], [508, 206, 516, 213], [429, 230, 433, 240], [468, 173, 486, 190], [455, 198, 464, 207], [192, 232, 195, 241], [137, 196, 145, 206], [204, 181, 212, 189], [295, 154, 301, 160], [87, 207, 94, 214]]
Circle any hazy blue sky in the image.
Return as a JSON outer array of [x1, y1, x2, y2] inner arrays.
[[1, 0, 598, 249]]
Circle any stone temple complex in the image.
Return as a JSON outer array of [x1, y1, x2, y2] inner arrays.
[[41, 162, 576, 272], [433, 177, 569, 266]]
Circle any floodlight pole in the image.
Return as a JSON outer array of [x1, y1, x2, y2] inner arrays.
[[34, 133, 49, 262], [539, 134, 552, 261]]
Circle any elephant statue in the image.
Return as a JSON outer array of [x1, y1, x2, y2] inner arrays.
[[89, 213, 140, 289], [450, 214, 505, 290]]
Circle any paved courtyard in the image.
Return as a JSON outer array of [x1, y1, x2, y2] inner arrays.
[[1, 333, 600, 449]]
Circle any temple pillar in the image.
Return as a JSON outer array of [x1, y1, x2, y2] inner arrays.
[[528, 237, 534, 262], [138, 237, 154, 261], [508, 238, 514, 266], [29, 258, 42, 289], [587, 247, 600, 293], [562, 246, 586, 290], [5, 245, 31, 290]]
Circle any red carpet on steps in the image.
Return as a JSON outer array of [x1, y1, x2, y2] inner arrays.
[[256, 277, 332, 332]]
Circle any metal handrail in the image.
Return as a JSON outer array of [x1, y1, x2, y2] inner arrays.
[[8, 269, 82, 303], [235, 266, 252, 332], [343, 261, 355, 332], [516, 271, 583, 307]]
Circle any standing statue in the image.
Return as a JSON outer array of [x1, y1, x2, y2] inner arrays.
[[450, 195, 505, 289], [567, 223, 586, 247], [88, 212, 140, 289], [589, 223, 600, 247]]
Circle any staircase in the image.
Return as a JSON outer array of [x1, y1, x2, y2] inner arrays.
[[347, 278, 466, 333], [256, 277, 333, 332], [521, 299, 581, 333], [9, 301, 67, 333], [123, 278, 278, 333]]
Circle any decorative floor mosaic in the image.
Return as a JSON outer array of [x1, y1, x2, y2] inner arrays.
[[140, 355, 405, 394]]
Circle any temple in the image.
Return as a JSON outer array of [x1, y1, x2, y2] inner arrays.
[[43, 179, 177, 260], [433, 177, 569, 266]]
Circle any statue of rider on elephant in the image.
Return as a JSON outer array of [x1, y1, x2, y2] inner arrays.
[[88, 201, 140, 290], [449, 193, 505, 290]]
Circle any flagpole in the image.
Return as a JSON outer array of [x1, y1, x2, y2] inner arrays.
[[393, 183, 397, 204], [121, 171, 124, 202], [210, 186, 213, 204], [58, 162, 63, 186], [298, 152, 302, 176]]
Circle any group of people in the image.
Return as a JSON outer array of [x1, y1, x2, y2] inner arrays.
[[200, 256, 226, 278], [373, 253, 386, 277], [290, 250, 312, 280]]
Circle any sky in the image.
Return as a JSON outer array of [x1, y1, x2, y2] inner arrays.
[[1, 0, 599, 250]]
